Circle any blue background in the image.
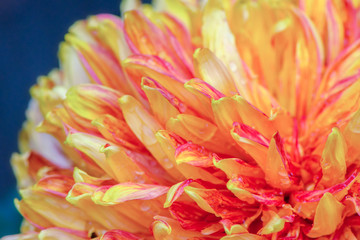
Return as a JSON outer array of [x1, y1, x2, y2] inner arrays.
[[0, 0, 150, 237]]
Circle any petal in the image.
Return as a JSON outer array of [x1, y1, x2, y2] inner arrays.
[[92, 183, 169, 206], [141, 77, 182, 126], [319, 127, 347, 187], [151, 216, 206, 240], [305, 192, 345, 238], [19, 188, 88, 231], [257, 210, 285, 235], [264, 133, 293, 190], [119, 95, 183, 181], [63, 33, 131, 92], [202, 6, 250, 99], [65, 84, 123, 121], [167, 114, 239, 156], [212, 96, 276, 140], [66, 183, 145, 232], [193, 48, 237, 96], [100, 229, 142, 240], [124, 10, 192, 77], [344, 108, 360, 163], [92, 114, 145, 152], [214, 158, 264, 179]]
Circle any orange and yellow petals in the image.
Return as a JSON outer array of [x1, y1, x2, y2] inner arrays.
[[11, 151, 71, 190], [325, 0, 345, 63], [153, 12, 194, 57], [214, 158, 264, 180], [141, 77, 183, 126], [193, 48, 237, 97], [65, 84, 123, 123], [264, 133, 294, 190], [124, 10, 193, 78], [220, 233, 266, 240], [202, 5, 250, 100], [319, 40, 360, 96], [231, 1, 324, 118], [226, 177, 284, 206], [319, 127, 347, 187], [292, 171, 359, 219], [66, 183, 146, 233], [92, 114, 145, 152], [72, 182, 170, 233], [65, 133, 118, 177], [213, 96, 276, 140], [344, 109, 360, 165], [59, 42, 92, 88], [2, 228, 87, 240], [92, 183, 169, 206], [30, 75, 66, 116], [174, 143, 226, 183], [184, 78, 225, 120], [185, 78, 225, 101], [257, 210, 286, 235], [87, 14, 132, 61], [151, 216, 209, 240], [175, 143, 218, 168], [17, 186, 89, 232], [167, 114, 238, 156], [123, 54, 203, 112], [100, 229, 143, 240], [155, 130, 223, 184], [305, 193, 345, 238], [73, 167, 116, 186], [119, 95, 183, 182], [11, 153, 35, 189], [62, 33, 131, 92]]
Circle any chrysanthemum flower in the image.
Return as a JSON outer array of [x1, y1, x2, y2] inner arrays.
[[3, 0, 360, 239]]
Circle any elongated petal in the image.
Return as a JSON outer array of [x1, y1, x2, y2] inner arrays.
[[119, 95, 183, 181], [319, 127, 347, 187], [193, 48, 237, 96], [264, 133, 293, 190], [142, 77, 182, 126], [92, 183, 169, 206]]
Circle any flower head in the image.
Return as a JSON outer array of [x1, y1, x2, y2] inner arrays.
[[4, 0, 360, 239]]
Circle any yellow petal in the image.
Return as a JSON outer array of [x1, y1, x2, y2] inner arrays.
[[202, 6, 250, 99], [193, 48, 237, 96], [142, 77, 181, 126], [257, 210, 285, 235], [319, 127, 347, 187], [65, 84, 123, 121]]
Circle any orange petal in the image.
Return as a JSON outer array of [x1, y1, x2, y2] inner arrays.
[[124, 10, 192, 78], [167, 114, 239, 156], [264, 133, 293, 190], [305, 192, 345, 238], [92, 114, 145, 152]]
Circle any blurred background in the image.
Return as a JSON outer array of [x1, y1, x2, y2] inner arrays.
[[0, 0, 148, 237]]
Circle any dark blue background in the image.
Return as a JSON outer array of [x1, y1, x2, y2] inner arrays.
[[0, 0, 149, 237]]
